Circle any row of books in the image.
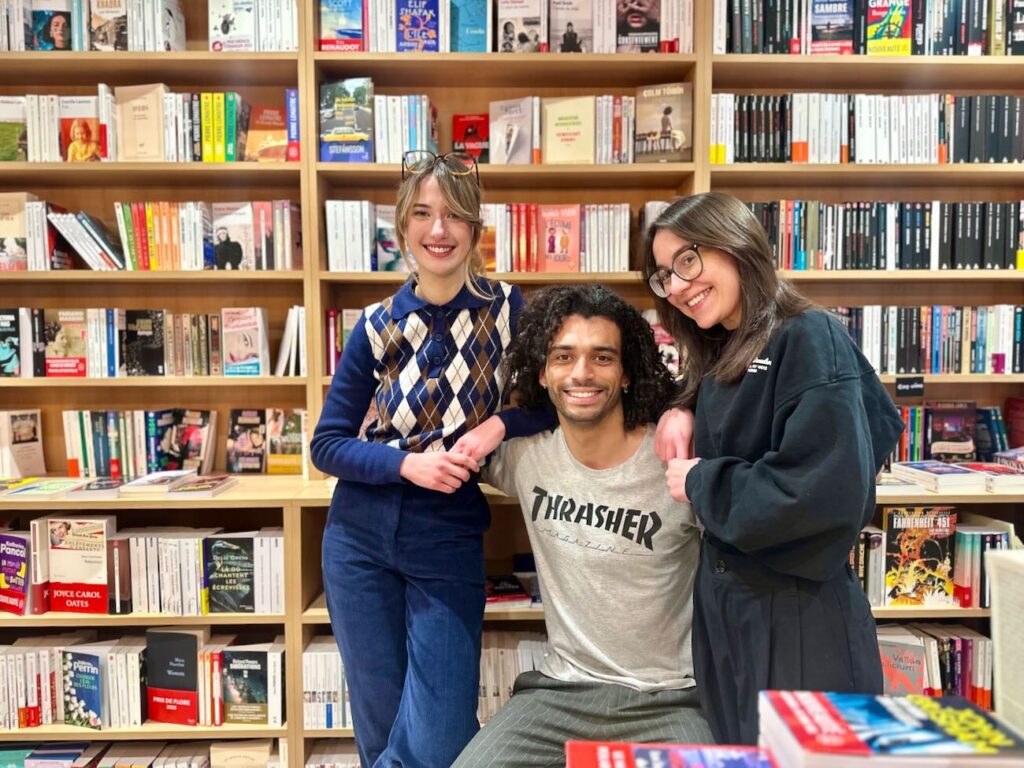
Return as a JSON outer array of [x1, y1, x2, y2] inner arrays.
[[319, 79, 693, 164], [0, 306, 295, 378], [319, 0, 693, 53], [0, 85, 299, 163], [829, 304, 1024, 376], [713, 0, 1024, 56], [709, 92, 1024, 165], [0, 741, 285, 768], [885, 402, 1011, 464], [57, 406, 303, 478], [747, 200, 1024, 272], [0, 628, 284, 731], [891, 458, 1024, 494], [0, 194, 304, 272], [878, 623, 992, 709], [306, 741, 359, 768], [0, 515, 285, 617], [0, 0, 185, 52]]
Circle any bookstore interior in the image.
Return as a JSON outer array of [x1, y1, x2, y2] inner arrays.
[[2, 0, 1024, 766]]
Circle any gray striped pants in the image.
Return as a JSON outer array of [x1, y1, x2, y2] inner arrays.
[[451, 671, 714, 767]]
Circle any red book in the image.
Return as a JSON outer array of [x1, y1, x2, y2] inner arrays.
[[146, 627, 210, 726], [452, 113, 489, 163]]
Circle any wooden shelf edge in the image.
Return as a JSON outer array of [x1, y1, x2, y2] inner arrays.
[[0, 377, 307, 388], [304, 728, 355, 738], [6, 612, 286, 627], [0, 722, 288, 741], [0, 271, 305, 282]]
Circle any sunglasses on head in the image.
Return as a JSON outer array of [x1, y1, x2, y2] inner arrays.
[[401, 150, 480, 183]]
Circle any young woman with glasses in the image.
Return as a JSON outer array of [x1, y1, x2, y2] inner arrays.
[[311, 151, 550, 768], [643, 192, 905, 745]]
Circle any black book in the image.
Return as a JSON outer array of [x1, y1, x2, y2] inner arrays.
[[1013, 96, 1024, 163], [938, 201, 953, 269], [970, 95, 987, 163], [953, 95, 971, 163], [1012, 1, 1024, 55], [913, 202, 924, 270], [1014, 306, 1024, 373], [998, 95, 1013, 163], [911, 0, 926, 54], [985, 93, 999, 163], [120, 309, 166, 376], [203, 533, 256, 613], [30, 307, 44, 377], [145, 627, 209, 726], [970, 201, 984, 268], [900, 202, 914, 270]]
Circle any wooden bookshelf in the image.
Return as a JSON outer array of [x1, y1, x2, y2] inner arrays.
[[3, 1, 1023, 763], [18, 722, 289, 742]]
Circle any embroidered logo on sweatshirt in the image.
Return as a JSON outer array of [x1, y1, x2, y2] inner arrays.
[[747, 356, 773, 374]]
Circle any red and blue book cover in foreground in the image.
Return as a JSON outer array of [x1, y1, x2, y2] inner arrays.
[[566, 741, 775, 767]]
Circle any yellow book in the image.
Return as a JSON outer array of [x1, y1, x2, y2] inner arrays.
[[541, 96, 596, 164], [200, 92, 214, 161], [213, 92, 227, 162], [144, 202, 159, 270]]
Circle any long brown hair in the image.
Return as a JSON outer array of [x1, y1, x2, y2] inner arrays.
[[643, 192, 813, 409], [394, 161, 492, 298]]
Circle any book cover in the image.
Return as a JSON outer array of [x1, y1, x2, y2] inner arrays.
[[105, 533, 131, 614], [634, 82, 692, 163], [65, 477, 124, 500], [243, 104, 288, 162], [397, 0, 440, 51], [490, 97, 533, 165], [266, 408, 304, 475], [209, 0, 255, 51], [47, 515, 116, 613], [866, 0, 911, 56], [497, 0, 546, 51], [536, 204, 581, 272], [221, 647, 270, 724], [615, 0, 658, 51], [62, 645, 111, 729], [0, 531, 31, 616], [0, 192, 33, 271], [641, 308, 680, 375], [166, 474, 239, 498], [549, 0, 591, 51], [115, 83, 167, 162], [0, 409, 46, 477], [32, 0, 72, 50], [760, 691, 1024, 759], [0, 309, 25, 375], [927, 400, 977, 461], [167, 408, 216, 473], [0, 96, 28, 162], [810, 0, 854, 54], [452, 114, 489, 163], [883, 505, 958, 607], [877, 628, 927, 695], [43, 307, 88, 377], [119, 309, 166, 376], [89, 0, 127, 51], [319, 78, 374, 163], [211, 202, 256, 270], [320, 0, 364, 51], [145, 627, 210, 726], [566, 742, 773, 768], [3, 477, 84, 498], [220, 307, 269, 375], [541, 96, 595, 164], [226, 408, 267, 472], [204, 534, 255, 612], [160, 0, 187, 50], [373, 204, 407, 272], [120, 468, 194, 494], [451, 0, 489, 51]]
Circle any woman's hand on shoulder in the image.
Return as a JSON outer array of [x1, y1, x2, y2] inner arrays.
[[666, 457, 701, 503], [655, 407, 695, 462], [399, 451, 480, 494], [451, 415, 506, 463]]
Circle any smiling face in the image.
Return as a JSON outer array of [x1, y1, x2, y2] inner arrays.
[[651, 229, 743, 331], [404, 175, 474, 283], [540, 315, 628, 429]]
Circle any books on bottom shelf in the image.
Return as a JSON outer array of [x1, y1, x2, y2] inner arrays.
[[306, 740, 360, 768], [566, 742, 772, 768], [0, 741, 286, 768]]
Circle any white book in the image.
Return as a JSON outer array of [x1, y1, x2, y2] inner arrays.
[[119, 468, 196, 494], [209, 0, 256, 51]]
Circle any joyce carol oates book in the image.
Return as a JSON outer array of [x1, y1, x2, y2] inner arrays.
[[146, 626, 211, 726], [319, 78, 374, 163], [47, 515, 117, 613]]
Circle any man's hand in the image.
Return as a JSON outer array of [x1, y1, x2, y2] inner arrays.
[[451, 415, 506, 463], [666, 457, 701, 503], [655, 408, 695, 462], [399, 451, 480, 494]]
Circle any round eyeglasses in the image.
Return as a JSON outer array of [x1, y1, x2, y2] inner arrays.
[[648, 244, 705, 298], [401, 150, 480, 183]]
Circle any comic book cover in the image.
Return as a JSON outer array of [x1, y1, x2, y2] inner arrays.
[[883, 506, 958, 607]]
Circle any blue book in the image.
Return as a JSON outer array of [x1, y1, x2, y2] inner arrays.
[[319, 0, 364, 51], [451, 0, 488, 51], [63, 645, 113, 730], [396, 0, 440, 52], [319, 79, 374, 163]]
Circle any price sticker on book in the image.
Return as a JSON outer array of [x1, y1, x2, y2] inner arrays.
[[894, 375, 924, 399]]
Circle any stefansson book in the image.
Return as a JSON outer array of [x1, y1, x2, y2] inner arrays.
[[320, 78, 374, 163]]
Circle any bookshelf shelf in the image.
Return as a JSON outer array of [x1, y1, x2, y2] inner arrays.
[[5, 612, 286, 628], [877, 374, 1024, 384], [0, 163, 301, 188], [313, 52, 697, 88], [0, 376, 306, 388], [871, 607, 991, 619], [711, 54, 1024, 90], [0, 51, 300, 87], [711, 164, 1024, 188], [0, 722, 289, 742], [316, 162, 696, 189], [0, 271, 306, 283], [304, 728, 355, 738], [317, 271, 647, 285]]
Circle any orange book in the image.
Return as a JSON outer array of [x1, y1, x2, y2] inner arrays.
[[537, 204, 581, 273]]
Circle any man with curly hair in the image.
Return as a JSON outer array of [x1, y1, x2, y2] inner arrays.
[[451, 284, 712, 767]]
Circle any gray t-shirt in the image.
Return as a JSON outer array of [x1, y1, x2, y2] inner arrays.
[[483, 425, 700, 692]]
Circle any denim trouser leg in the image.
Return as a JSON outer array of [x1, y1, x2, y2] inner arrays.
[[322, 512, 408, 768]]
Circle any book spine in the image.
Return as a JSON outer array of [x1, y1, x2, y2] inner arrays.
[[286, 88, 300, 161]]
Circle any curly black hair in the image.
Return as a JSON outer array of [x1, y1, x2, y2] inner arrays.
[[504, 284, 675, 430]]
